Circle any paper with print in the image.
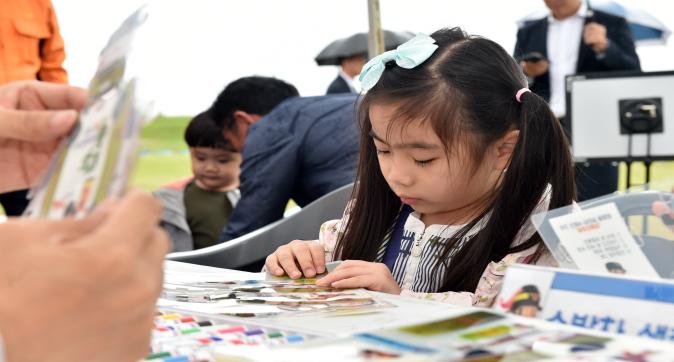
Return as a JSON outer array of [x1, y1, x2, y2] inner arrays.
[[548, 202, 659, 277], [24, 6, 154, 219], [497, 264, 674, 341]]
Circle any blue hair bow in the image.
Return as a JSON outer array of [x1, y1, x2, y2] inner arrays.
[[358, 33, 439, 91]]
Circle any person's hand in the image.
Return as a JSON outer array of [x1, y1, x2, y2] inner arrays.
[[584, 22, 609, 53], [0, 190, 169, 362], [652, 188, 674, 234], [265, 240, 326, 279], [316, 260, 401, 294], [0, 80, 87, 193], [520, 59, 549, 78]]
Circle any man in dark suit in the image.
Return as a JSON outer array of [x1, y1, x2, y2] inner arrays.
[[515, 0, 640, 201], [326, 74, 351, 94], [326, 54, 366, 94], [211, 77, 359, 243]]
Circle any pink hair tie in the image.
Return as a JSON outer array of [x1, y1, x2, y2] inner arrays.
[[516, 88, 531, 103]]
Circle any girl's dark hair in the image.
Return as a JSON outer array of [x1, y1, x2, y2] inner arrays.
[[335, 27, 575, 293], [184, 110, 236, 151]]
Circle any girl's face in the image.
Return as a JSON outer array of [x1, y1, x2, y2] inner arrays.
[[369, 103, 509, 226]]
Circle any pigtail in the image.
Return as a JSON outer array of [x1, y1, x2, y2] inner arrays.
[[497, 90, 575, 254], [334, 97, 402, 262], [438, 91, 575, 292]]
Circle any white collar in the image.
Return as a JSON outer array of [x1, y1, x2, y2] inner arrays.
[[547, 2, 588, 24]]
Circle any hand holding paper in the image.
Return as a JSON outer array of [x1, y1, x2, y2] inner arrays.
[[0, 81, 86, 193]]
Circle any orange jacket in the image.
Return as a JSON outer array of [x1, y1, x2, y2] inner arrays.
[[0, 0, 68, 84]]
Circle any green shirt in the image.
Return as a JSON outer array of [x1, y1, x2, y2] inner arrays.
[[183, 181, 234, 249]]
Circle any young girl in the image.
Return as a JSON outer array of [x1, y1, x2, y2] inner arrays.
[[265, 27, 575, 307]]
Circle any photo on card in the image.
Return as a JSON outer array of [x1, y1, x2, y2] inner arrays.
[[495, 265, 555, 318], [398, 311, 504, 337]]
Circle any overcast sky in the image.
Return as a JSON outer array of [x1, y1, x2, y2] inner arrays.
[[53, 0, 674, 116]]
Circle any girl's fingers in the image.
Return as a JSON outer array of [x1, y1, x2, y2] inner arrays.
[[330, 275, 371, 290], [316, 265, 368, 287], [291, 242, 318, 277], [265, 254, 284, 276], [308, 243, 326, 274], [275, 246, 303, 279]]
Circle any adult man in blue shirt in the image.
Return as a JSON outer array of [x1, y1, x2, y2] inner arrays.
[[210, 76, 359, 242]]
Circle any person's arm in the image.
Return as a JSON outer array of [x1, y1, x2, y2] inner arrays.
[[595, 17, 641, 71], [37, 2, 68, 83], [514, 25, 549, 81], [219, 127, 300, 242]]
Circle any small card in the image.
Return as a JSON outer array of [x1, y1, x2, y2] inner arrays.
[[23, 6, 153, 219], [548, 202, 659, 277]]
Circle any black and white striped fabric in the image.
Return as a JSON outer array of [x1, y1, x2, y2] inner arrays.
[[375, 212, 483, 293]]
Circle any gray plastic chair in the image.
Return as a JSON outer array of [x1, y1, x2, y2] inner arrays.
[[166, 183, 354, 269]]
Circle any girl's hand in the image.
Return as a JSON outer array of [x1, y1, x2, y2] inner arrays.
[[265, 240, 326, 279], [315, 260, 401, 294]]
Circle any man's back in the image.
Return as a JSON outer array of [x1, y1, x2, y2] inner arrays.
[[219, 95, 359, 242]]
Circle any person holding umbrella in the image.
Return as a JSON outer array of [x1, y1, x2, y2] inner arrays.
[[316, 30, 413, 95], [327, 54, 366, 94], [514, 0, 640, 201]]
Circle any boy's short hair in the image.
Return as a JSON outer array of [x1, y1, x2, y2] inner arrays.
[[210, 76, 299, 130], [184, 110, 235, 151]]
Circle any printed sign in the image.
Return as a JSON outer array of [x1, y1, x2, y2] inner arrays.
[[496, 264, 674, 341], [548, 203, 659, 277]]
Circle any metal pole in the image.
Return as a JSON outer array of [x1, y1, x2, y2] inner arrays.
[[367, 0, 385, 59]]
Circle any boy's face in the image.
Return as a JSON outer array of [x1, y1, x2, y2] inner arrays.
[[189, 147, 241, 191]]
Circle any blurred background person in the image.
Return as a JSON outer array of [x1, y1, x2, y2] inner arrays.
[[515, 0, 640, 201], [315, 30, 414, 95], [326, 54, 366, 94], [155, 110, 241, 252], [210, 76, 359, 246], [0, 0, 69, 216]]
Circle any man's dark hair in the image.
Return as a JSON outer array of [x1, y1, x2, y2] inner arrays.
[[184, 110, 235, 151], [210, 76, 299, 129]]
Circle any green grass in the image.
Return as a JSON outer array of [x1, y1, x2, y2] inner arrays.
[[130, 114, 192, 192], [131, 153, 191, 192], [139, 115, 191, 151]]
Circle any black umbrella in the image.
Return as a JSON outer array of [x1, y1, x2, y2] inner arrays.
[[315, 30, 415, 66]]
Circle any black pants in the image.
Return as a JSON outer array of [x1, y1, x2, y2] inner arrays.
[[0, 189, 30, 216]]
